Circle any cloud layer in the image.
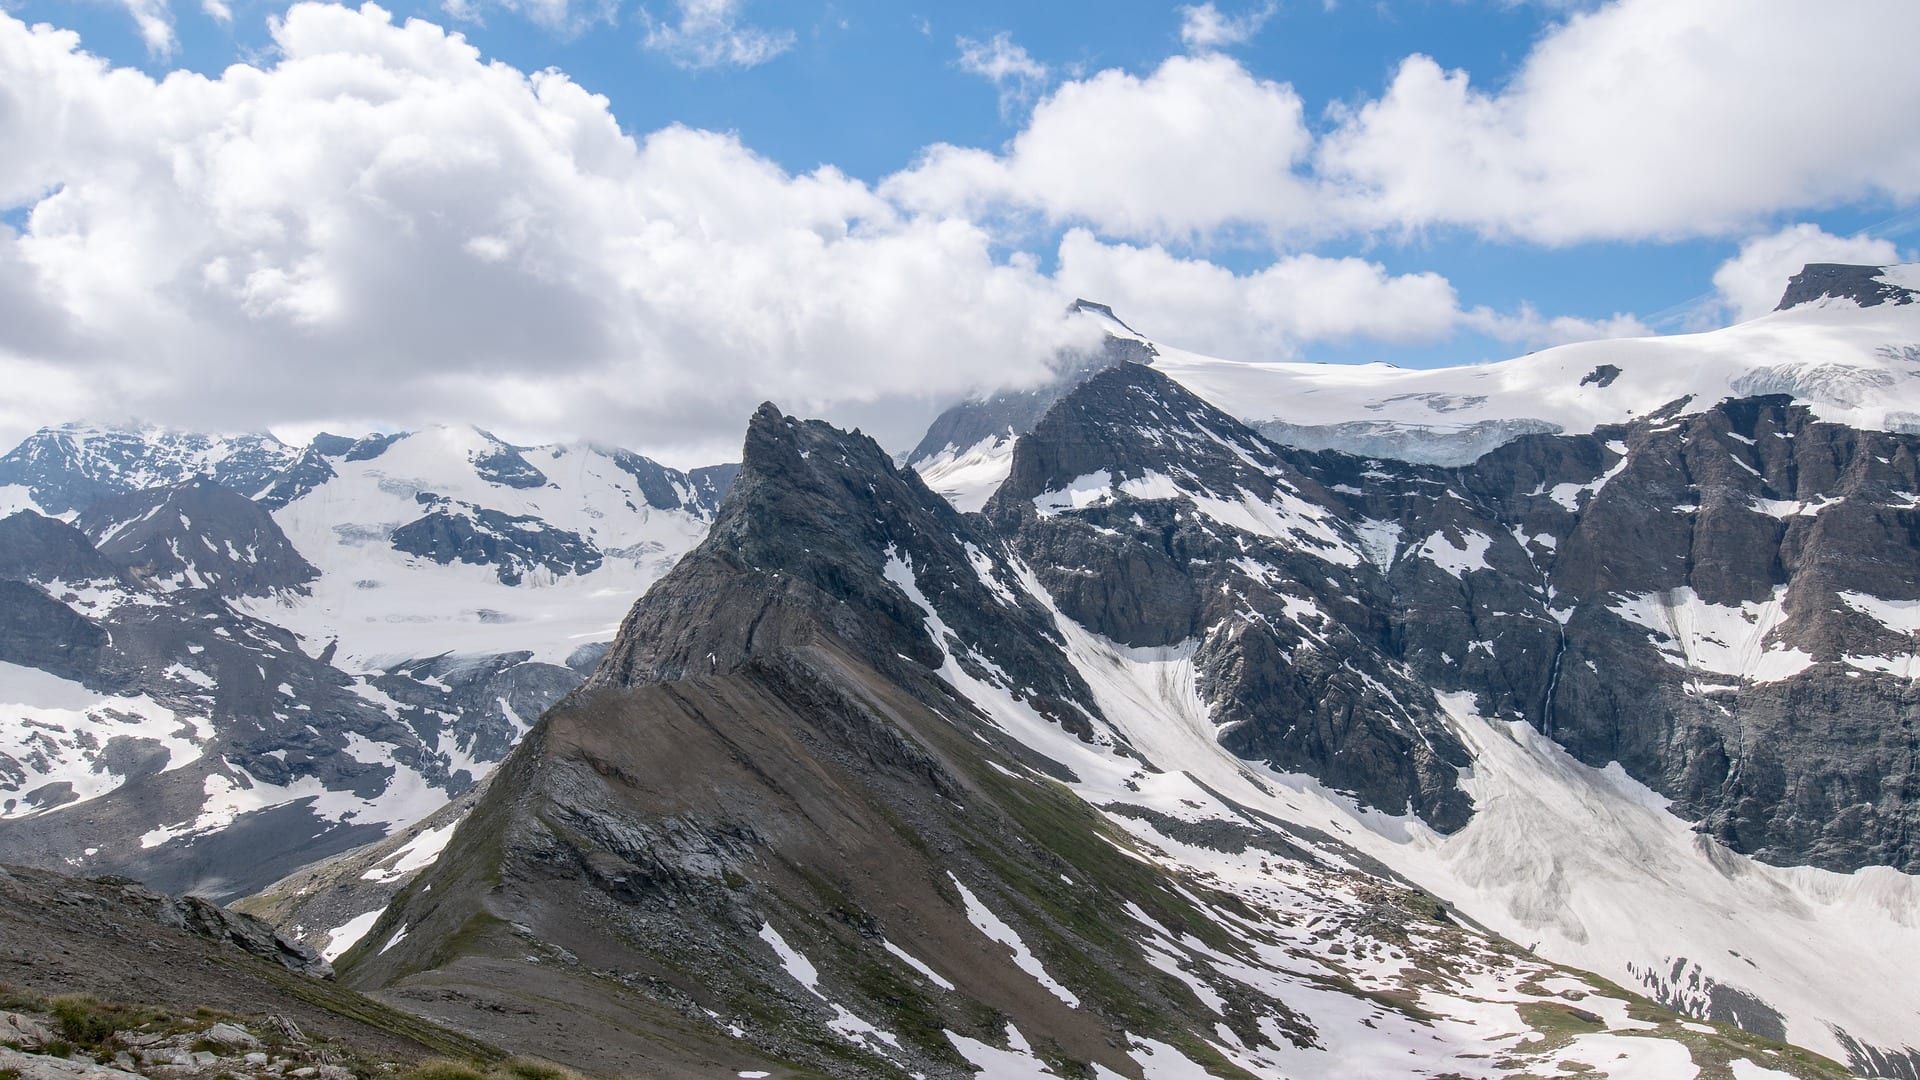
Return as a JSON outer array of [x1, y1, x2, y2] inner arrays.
[[0, 5, 1091, 457], [2, 0, 1915, 459], [895, 0, 1920, 247]]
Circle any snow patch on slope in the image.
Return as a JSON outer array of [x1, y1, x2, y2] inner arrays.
[[947, 873, 1081, 1009], [0, 662, 211, 818], [915, 435, 1018, 514], [1609, 586, 1813, 685]]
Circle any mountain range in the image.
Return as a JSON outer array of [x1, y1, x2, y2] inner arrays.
[[4, 263, 1919, 1078]]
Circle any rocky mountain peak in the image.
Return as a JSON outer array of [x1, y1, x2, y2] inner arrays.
[[985, 361, 1477, 831], [76, 477, 319, 598], [907, 309, 1161, 510], [591, 402, 1102, 736], [0, 509, 123, 585], [1774, 262, 1920, 311]]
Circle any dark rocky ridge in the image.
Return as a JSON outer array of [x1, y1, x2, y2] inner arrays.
[[0, 863, 496, 1064], [593, 403, 1103, 740], [1776, 263, 1919, 311]]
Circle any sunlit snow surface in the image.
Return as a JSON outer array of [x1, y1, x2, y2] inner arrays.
[[877, 547, 1920, 1075], [1148, 291, 1920, 464], [243, 426, 711, 670]]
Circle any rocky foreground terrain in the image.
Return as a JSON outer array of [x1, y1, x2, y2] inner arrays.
[[0, 863, 514, 1080]]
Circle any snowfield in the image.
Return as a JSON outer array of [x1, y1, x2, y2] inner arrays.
[[1133, 277, 1920, 465], [251, 426, 714, 670]]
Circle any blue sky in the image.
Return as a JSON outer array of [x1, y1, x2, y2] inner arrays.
[[1, 0, 1916, 456]]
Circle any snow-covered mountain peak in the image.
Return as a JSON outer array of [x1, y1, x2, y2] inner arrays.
[[0, 422, 301, 516], [1146, 265, 1920, 466]]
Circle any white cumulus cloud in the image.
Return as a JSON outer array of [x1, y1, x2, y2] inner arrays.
[[0, 3, 1094, 459], [116, 0, 177, 55], [887, 54, 1320, 244], [897, 0, 1920, 249], [1319, 0, 1920, 243], [1054, 229, 1641, 361]]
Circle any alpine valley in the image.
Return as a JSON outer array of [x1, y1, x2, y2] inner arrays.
[[5, 264, 1920, 1080]]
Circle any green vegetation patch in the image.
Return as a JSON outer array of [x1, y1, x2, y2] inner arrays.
[[48, 994, 182, 1049], [400, 1057, 586, 1080]]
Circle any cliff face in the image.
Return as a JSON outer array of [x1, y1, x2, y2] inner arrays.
[[989, 362, 1920, 873]]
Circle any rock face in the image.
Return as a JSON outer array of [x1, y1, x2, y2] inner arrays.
[[1776, 262, 1920, 311], [986, 364, 1475, 831], [77, 479, 319, 598], [1405, 397, 1920, 873], [390, 496, 602, 585], [976, 360, 1920, 874]]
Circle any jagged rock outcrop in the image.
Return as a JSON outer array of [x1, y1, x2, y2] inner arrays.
[[593, 403, 1102, 737]]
